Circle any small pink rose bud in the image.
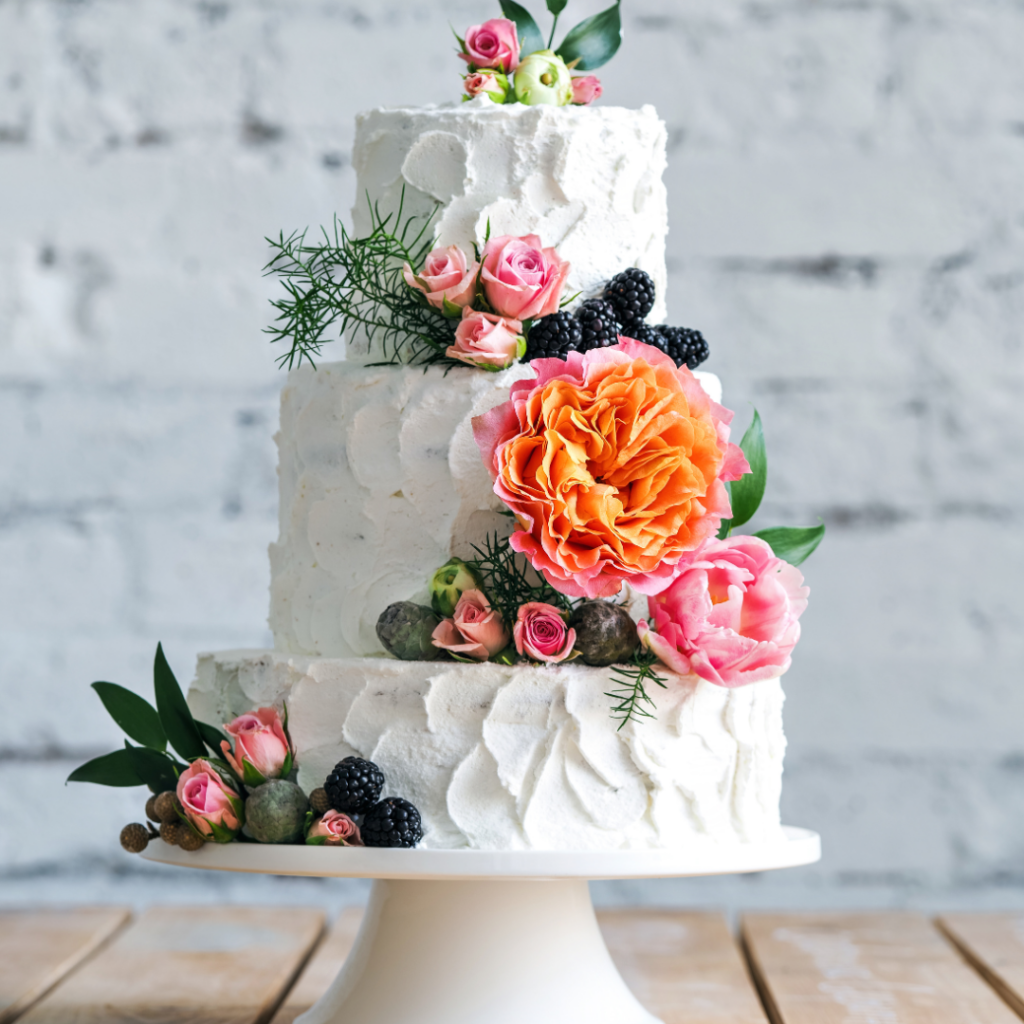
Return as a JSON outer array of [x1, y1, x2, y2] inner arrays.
[[571, 76, 603, 106], [307, 810, 363, 846], [431, 590, 510, 661], [176, 759, 244, 841], [447, 308, 523, 370], [514, 602, 576, 663], [220, 707, 292, 784], [460, 18, 520, 73], [403, 245, 479, 312], [480, 234, 571, 322], [464, 71, 510, 104]]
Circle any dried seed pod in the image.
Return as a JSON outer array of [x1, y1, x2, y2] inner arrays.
[[120, 823, 150, 854]]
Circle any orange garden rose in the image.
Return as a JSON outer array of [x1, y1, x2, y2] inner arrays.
[[472, 338, 749, 599]]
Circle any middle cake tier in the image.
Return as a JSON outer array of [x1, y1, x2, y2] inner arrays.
[[269, 361, 722, 659]]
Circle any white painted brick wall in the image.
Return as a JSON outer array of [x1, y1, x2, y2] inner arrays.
[[2, 0, 1023, 910]]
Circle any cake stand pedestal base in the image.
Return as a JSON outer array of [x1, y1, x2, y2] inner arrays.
[[298, 878, 657, 1024]]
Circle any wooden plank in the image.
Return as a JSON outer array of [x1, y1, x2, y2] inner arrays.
[[937, 913, 1024, 1019], [271, 908, 364, 1024], [599, 910, 770, 1024], [743, 911, 1023, 1024], [0, 908, 131, 1024], [18, 906, 325, 1024]]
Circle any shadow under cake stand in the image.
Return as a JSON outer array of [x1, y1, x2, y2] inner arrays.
[[142, 827, 820, 1024]]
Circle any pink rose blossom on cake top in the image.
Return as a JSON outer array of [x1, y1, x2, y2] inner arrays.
[[403, 245, 479, 311], [473, 338, 749, 599], [514, 602, 576, 663], [307, 810, 363, 846], [480, 235, 571, 322], [571, 76, 603, 105], [447, 309, 523, 370], [432, 589, 510, 661], [638, 535, 809, 688], [176, 759, 243, 839], [220, 707, 292, 782], [460, 18, 520, 72], [464, 71, 509, 103]]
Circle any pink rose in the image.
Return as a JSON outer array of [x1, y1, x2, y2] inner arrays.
[[403, 246, 479, 311], [448, 309, 523, 369], [480, 235, 571, 322], [571, 76, 602, 105], [638, 535, 809, 688], [220, 707, 292, 784], [464, 71, 509, 103], [460, 18, 520, 72], [176, 759, 243, 840], [514, 602, 576, 663], [307, 810, 363, 847], [431, 589, 510, 661]]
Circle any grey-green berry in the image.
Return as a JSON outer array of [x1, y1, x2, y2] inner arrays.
[[376, 602, 442, 660], [245, 780, 309, 844], [569, 602, 639, 666]]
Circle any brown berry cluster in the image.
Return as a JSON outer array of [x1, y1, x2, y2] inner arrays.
[[119, 789, 205, 855]]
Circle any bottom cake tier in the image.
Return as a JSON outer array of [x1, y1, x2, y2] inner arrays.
[[188, 652, 786, 851]]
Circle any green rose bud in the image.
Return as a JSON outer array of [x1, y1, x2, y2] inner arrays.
[[429, 557, 483, 617], [513, 50, 573, 107], [568, 602, 639, 667], [244, 780, 309, 844], [376, 601, 442, 660]]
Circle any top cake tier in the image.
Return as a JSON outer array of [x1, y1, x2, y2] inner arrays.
[[344, 101, 668, 362]]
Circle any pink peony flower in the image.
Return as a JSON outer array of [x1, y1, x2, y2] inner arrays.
[[431, 589, 510, 661], [176, 759, 243, 840], [447, 309, 523, 369], [514, 602, 576, 663], [472, 338, 749, 599], [571, 76, 603, 105], [460, 18, 520, 72], [220, 707, 292, 784], [307, 810, 363, 847], [638, 535, 809, 688], [464, 71, 509, 103], [403, 246, 479, 311], [480, 235, 571, 322]]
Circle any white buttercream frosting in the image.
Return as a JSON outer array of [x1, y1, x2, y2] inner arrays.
[[189, 651, 785, 851], [346, 101, 668, 362], [269, 361, 721, 658]]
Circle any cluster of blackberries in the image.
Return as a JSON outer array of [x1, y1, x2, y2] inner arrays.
[[322, 756, 423, 848], [523, 268, 710, 370]]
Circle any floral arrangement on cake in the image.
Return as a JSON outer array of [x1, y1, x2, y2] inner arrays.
[[454, 1, 622, 107], [376, 337, 824, 724], [68, 645, 424, 855]]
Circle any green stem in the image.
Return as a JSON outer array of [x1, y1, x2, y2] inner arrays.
[[547, 13, 559, 49]]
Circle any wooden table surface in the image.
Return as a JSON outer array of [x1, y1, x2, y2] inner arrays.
[[2, 907, 1024, 1023]]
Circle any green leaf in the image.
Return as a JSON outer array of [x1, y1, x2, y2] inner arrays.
[[123, 743, 181, 794], [153, 643, 206, 762], [441, 295, 463, 318], [547, 0, 568, 13], [717, 480, 733, 539], [499, 0, 546, 57], [206, 818, 239, 845], [305, 834, 327, 846], [67, 749, 144, 788], [241, 759, 269, 788], [195, 720, 227, 756], [91, 682, 167, 751], [729, 409, 767, 529], [753, 524, 826, 567], [556, 1, 622, 70]]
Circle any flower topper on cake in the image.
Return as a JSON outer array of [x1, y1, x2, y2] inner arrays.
[[455, 2, 621, 107]]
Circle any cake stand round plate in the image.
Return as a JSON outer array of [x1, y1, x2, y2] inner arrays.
[[141, 827, 820, 1024]]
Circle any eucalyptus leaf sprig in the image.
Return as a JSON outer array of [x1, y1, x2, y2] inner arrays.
[[263, 192, 464, 371], [67, 643, 229, 793]]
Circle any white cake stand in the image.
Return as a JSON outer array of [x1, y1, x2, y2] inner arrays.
[[142, 827, 819, 1024]]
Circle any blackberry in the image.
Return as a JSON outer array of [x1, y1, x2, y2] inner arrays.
[[324, 757, 385, 814], [575, 298, 622, 351], [524, 311, 582, 361], [656, 326, 710, 369], [361, 797, 423, 848], [623, 321, 665, 350], [604, 268, 656, 328]]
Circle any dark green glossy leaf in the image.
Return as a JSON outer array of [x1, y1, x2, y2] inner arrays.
[[547, 0, 568, 14], [123, 743, 181, 794], [499, 0, 546, 57], [753, 524, 826, 566], [153, 643, 206, 762], [196, 720, 227, 756], [729, 409, 767, 529], [67, 749, 144, 788], [91, 682, 166, 751], [555, 1, 621, 70]]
